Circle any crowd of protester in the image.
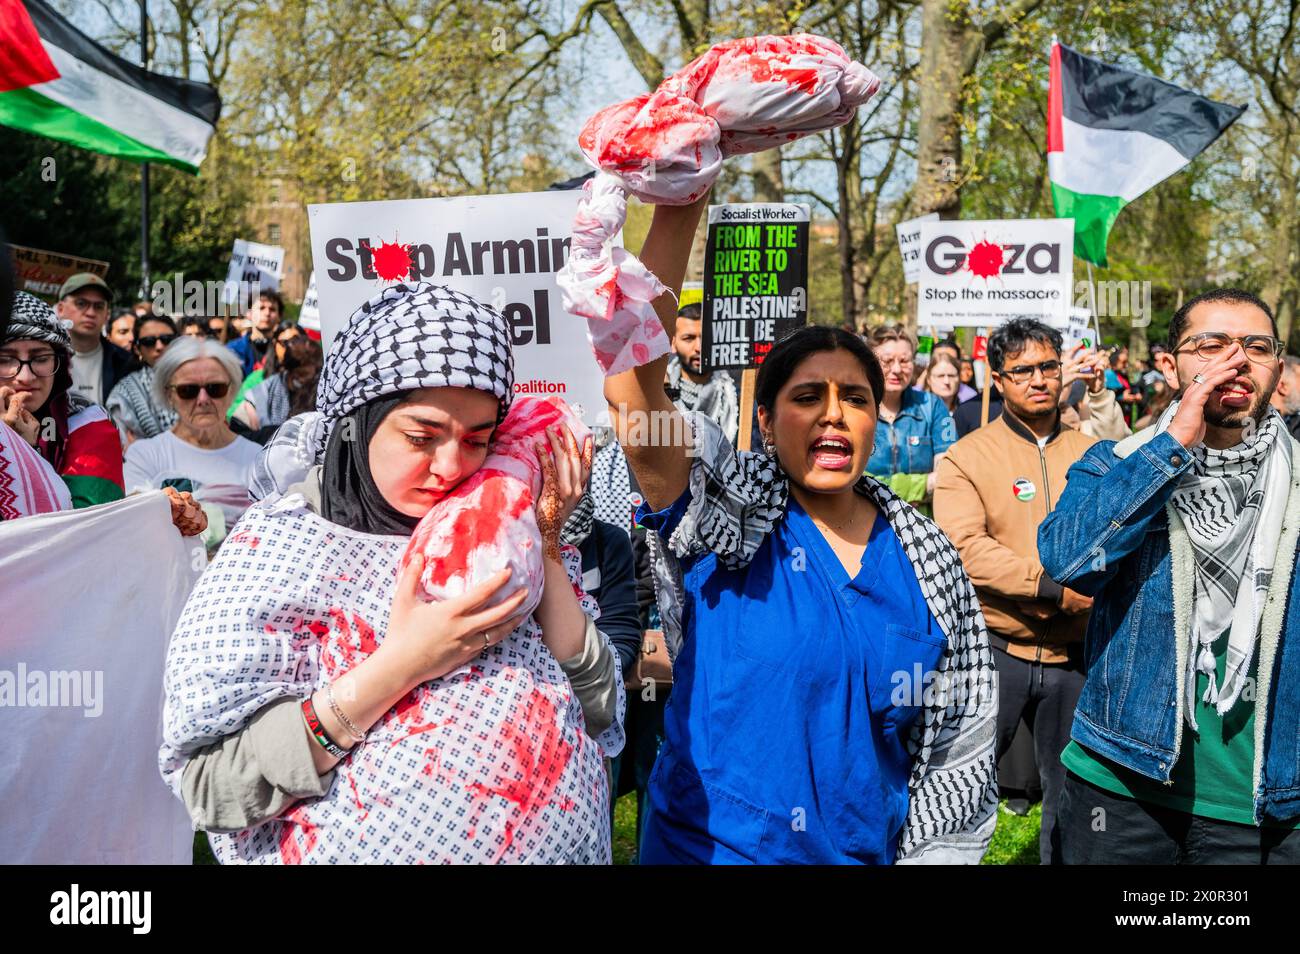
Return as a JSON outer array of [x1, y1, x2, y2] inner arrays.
[[4, 242, 1300, 866]]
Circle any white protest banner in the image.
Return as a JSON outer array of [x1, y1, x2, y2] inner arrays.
[[308, 190, 605, 422], [895, 212, 938, 284], [0, 492, 202, 863], [1065, 305, 1092, 347], [224, 238, 284, 304], [917, 218, 1074, 329], [298, 270, 320, 333]]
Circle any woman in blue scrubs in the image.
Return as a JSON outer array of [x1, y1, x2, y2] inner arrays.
[[605, 196, 999, 864]]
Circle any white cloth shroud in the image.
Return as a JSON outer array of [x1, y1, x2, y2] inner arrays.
[[0, 491, 202, 863]]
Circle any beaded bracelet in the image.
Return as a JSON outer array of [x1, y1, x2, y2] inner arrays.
[[301, 696, 349, 759]]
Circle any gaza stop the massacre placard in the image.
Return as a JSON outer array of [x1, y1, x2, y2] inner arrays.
[[701, 203, 810, 371]]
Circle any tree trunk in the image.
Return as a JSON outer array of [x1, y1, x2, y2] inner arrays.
[[909, 0, 969, 219], [750, 148, 784, 202]]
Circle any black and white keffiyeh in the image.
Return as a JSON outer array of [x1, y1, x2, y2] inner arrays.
[[317, 282, 514, 425], [649, 410, 998, 862], [1156, 401, 1293, 727], [106, 366, 178, 441], [667, 355, 740, 445], [4, 291, 72, 351], [250, 282, 514, 500]]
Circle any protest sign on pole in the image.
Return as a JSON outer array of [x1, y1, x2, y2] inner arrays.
[[895, 212, 939, 285], [297, 270, 320, 333], [701, 202, 810, 371], [0, 492, 202, 863], [916, 218, 1075, 330], [7, 243, 110, 301], [223, 239, 284, 305], [1065, 305, 1092, 348], [307, 190, 605, 423], [701, 202, 810, 449]]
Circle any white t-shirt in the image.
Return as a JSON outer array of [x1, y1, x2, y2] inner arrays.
[[123, 430, 262, 529], [71, 344, 104, 405]]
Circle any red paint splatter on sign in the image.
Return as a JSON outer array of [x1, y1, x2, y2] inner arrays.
[[965, 240, 1005, 279], [371, 239, 412, 282]]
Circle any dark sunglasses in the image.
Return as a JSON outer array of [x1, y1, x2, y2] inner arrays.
[[137, 334, 177, 349], [170, 381, 230, 400]]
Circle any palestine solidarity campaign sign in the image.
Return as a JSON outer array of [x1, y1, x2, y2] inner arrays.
[[702, 203, 810, 371], [308, 190, 605, 423]]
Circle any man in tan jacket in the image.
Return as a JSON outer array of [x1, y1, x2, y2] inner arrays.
[[934, 318, 1109, 864]]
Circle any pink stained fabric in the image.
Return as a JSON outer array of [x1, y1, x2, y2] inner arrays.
[[402, 394, 592, 618], [0, 420, 71, 520], [557, 33, 880, 376]]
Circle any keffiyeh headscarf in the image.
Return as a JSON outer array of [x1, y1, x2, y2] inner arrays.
[[317, 282, 514, 426], [2, 292, 91, 471], [1155, 400, 1293, 728]]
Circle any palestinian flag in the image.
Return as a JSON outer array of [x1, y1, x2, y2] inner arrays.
[[1047, 41, 1244, 267], [0, 0, 220, 173]]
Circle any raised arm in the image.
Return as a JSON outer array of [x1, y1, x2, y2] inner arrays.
[[603, 194, 710, 511]]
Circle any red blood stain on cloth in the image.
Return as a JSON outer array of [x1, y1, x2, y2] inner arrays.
[[966, 240, 1005, 279], [278, 805, 319, 864], [347, 773, 370, 823], [421, 478, 531, 582], [748, 55, 820, 94], [226, 529, 260, 548], [464, 683, 578, 862], [371, 239, 412, 282]]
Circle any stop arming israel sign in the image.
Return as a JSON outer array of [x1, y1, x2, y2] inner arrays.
[[307, 190, 605, 423], [702, 203, 810, 371], [917, 218, 1074, 329]]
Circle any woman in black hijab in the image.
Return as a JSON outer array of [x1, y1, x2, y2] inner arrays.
[[162, 282, 623, 864]]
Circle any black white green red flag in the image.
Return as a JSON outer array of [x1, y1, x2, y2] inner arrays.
[[1048, 41, 1243, 267], [0, 0, 220, 173]]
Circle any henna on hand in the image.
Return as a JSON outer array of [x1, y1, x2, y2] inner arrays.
[[164, 486, 208, 537]]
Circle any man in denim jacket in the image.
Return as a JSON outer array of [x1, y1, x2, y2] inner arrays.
[[1039, 288, 1300, 864]]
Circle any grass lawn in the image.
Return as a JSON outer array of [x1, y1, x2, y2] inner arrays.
[[197, 796, 1041, 865]]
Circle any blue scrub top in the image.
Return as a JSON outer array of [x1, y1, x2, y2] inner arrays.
[[636, 485, 947, 864]]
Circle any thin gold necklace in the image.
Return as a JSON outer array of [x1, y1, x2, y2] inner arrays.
[[811, 508, 859, 533]]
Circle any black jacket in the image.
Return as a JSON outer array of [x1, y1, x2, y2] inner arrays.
[[100, 341, 140, 403], [953, 386, 1004, 438], [577, 519, 642, 678]]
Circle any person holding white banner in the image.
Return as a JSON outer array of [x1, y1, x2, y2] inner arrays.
[[161, 283, 622, 864]]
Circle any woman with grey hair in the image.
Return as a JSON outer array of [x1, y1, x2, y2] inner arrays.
[[123, 336, 260, 537]]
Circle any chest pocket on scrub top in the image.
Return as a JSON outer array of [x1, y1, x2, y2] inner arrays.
[[868, 623, 949, 738]]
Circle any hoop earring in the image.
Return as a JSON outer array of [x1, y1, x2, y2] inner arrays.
[[761, 435, 776, 457]]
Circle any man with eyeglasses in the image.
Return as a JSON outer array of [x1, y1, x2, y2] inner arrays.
[[54, 274, 137, 407], [1040, 288, 1300, 864], [934, 318, 1102, 863]]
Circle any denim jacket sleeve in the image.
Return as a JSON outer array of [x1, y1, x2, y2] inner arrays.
[[930, 393, 957, 456], [1037, 430, 1194, 595]]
